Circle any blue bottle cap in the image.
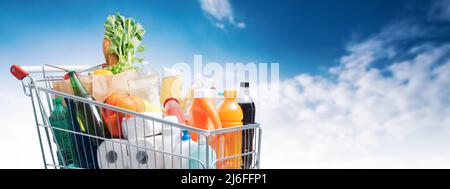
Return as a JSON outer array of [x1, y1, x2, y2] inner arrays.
[[181, 130, 191, 141]]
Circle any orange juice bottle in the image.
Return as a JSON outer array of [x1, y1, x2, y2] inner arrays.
[[187, 89, 224, 168], [218, 90, 243, 169]]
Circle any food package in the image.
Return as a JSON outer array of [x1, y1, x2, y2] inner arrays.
[[128, 66, 161, 109], [160, 67, 183, 105]]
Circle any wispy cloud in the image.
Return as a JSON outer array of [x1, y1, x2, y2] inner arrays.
[[198, 0, 246, 30], [260, 18, 450, 168]]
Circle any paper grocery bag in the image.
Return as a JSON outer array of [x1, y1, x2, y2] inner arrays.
[[53, 70, 140, 103], [52, 75, 93, 96], [91, 70, 140, 102]]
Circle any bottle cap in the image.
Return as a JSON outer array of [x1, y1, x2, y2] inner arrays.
[[163, 98, 179, 107], [224, 90, 237, 99], [181, 130, 191, 141], [194, 89, 212, 98], [53, 98, 62, 104], [240, 82, 249, 88]]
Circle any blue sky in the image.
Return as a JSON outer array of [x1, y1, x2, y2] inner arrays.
[[0, 0, 439, 79]]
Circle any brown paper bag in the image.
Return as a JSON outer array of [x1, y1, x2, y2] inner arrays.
[[91, 70, 140, 102], [52, 75, 93, 96], [53, 70, 140, 103]]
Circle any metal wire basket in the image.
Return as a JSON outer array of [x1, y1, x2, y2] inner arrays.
[[10, 64, 262, 169]]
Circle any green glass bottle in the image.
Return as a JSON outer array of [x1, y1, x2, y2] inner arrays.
[[49, 98, 80, 168], [68, 71, 111, 146]]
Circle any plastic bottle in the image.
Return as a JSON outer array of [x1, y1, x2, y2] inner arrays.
[[49, 98, 80, 168], [218, 90, 243, 169], [173, 130, 216, 169], [237, 82, 256, 169], [163, 98, 187, 124], [190, 135, 217, 169], [187, 89, 222, 140]]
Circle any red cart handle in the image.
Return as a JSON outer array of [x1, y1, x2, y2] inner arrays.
[[10, 64, 29, 80]]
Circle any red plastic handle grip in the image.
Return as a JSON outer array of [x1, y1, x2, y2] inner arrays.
[[10, 64, 29, 80]]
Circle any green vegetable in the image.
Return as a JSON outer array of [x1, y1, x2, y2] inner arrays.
[[104, 12, 146, 74]]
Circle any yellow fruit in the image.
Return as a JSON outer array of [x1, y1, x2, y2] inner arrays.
[[143, 99, 162, 112], [93, 69, 113, 75]]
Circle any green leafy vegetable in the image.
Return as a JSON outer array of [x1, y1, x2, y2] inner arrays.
[[104, 12, 146, 74]]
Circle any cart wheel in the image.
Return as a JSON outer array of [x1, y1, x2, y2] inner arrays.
[[10, 64, 29, 80]]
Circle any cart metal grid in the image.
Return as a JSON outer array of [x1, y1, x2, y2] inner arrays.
[[10, 64, 262, 169]]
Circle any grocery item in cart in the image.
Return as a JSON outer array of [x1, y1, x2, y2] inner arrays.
[[161, 116, 182, 169], [125, 115, 180, 168], [121, 112, 163, 140], [53, 74, 92, 98], [173, 130, 216, 169], [187, 89, 222, 141], [49, 98, 80, 168], [128, 69, 161, 110], [237, 82, 256, 169], [129, 138, 163, 169], [160, 67, 183, 105], [187, 88, 223, 168], [91, 70, 139, 103], [97, 139, 131, 169], [68, 71, 111, 142], [55, 69, 142, 103], [102, 91, 156, 138], [65, 98, 99, 169], [163, 98, 186, 124], [181, 73, 216, 115], [92, 69, 113, 76], [218, 90, 243, 169], [103, 13, 146, 74]]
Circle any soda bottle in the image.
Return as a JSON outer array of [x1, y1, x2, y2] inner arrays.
[[237, 82, 256, 169], [218, 90, 243, 169], [49, 98, 79, 168]]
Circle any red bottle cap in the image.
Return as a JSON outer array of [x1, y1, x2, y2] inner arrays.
[[163, 98, 179, 107]]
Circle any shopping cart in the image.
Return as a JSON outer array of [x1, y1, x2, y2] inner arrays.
[[10, 64, 262, 169]]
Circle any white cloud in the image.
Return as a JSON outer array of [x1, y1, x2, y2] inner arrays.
[[198, 0, 246, 30], [429, 0, 450, 21], [259, 21, 450, 168]]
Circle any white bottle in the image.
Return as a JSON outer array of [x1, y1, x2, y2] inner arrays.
[[190, 135, 217, 169], [173, 130, 194, 169], [173, 131, 216, 169]]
